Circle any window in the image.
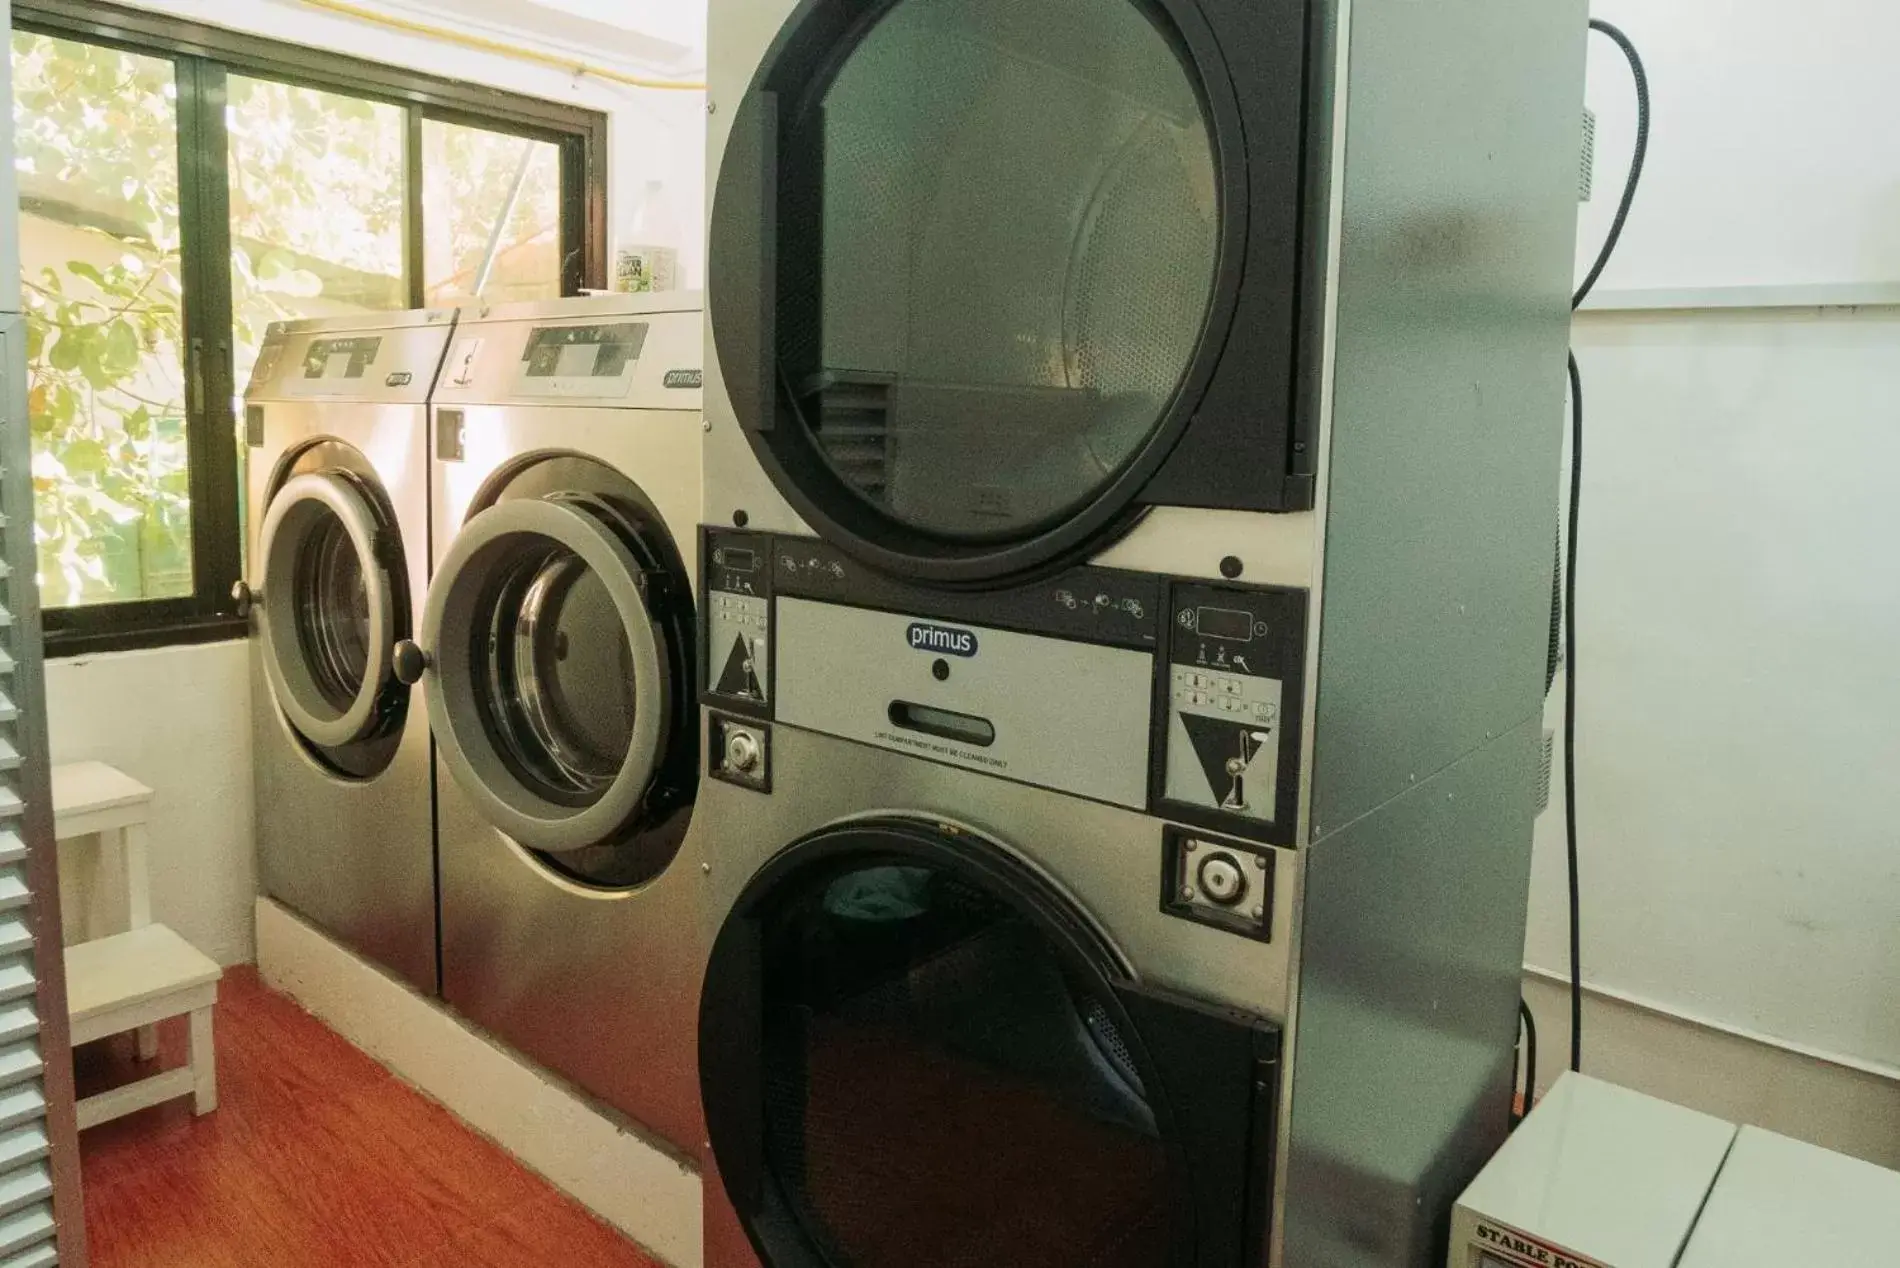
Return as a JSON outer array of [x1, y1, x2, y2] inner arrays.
[[11, 2, 607, 654], [13, 35, 192, 609], [421, 120, 563, 308], [226, 78, 408, 395]]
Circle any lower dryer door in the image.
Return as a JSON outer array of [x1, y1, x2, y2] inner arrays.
[[423, 491, 692, 887], [700, 818, 1282, 1268]]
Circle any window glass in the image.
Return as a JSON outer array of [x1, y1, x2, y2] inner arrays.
[[12, 32, 192, 606], [421, 120, 562, 307], [226, 77, 406, 397], [783, 0, 1217, 542]]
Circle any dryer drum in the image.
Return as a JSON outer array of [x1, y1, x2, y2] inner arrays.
[[701, 819, 1283, 1268], [710, 0, 1316, 586]]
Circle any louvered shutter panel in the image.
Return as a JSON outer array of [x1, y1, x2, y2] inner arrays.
[[0, 7, 85, 1246], [0, 311, 79, 1267]]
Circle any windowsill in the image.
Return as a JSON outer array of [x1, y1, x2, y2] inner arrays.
[[44, 613, 250, 659]]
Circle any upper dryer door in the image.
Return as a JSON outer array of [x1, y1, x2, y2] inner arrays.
[[710, 0, 1315, 587], [420, 465, 696, 888], [256, 466, 408, 776]]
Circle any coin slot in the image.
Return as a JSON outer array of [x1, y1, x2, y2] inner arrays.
[[888, 700, 996, 747]]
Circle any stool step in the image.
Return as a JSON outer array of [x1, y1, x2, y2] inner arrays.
[[50, 762, 152, 822], [65, 924, 220, 1032]]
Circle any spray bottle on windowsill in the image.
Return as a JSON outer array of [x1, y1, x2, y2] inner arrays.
[[613, 179, 681, 294]]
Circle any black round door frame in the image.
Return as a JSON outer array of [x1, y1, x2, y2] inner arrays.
[[710, 0, 1254, 589], [698, 816, 1207, 1268]]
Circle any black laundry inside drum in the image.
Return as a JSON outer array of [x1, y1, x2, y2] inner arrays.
[[293, 510, 373, 712], [779, 0, 1220, 542], [758, 862, 1171, 1267]]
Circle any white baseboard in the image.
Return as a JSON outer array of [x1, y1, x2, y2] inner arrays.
[[255, 897, 703, 1267], [1521, 972, 1900, 1171]]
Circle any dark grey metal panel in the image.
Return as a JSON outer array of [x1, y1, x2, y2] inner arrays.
[[1308, 0, 1588, 834], [0, 308, 87, 1262], [1282, 719, 1540, 1268]]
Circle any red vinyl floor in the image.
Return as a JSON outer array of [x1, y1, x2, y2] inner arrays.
[[74, 965, 664, 1268]]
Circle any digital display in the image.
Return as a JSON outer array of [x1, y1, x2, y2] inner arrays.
[[1196, 606, 1254, 642], [522, 322, 649, 379], [721, 548, 757, 572]]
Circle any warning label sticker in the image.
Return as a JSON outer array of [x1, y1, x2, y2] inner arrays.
[[1470, 1223, 1609, 1268]]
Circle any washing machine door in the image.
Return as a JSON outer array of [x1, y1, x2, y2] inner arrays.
[[700, 818, 1281, 1268], [256, 470, 402, 764], [423, 492, 686, 867], [711, 0, 1307, 586]]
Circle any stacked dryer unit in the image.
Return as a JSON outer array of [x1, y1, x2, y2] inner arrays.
[[695, 1, 1589, 1267], [395, 294, 708, 1152], [243, 311, 455, 995]]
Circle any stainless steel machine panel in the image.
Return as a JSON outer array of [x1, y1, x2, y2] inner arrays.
[[695, 724, 1300, 1045], [774, 596, 1154, 809], [423, 294, 709, 1157], [247, 312, 453, 405], [435, 292, 704, 411], [244, 309, 451, 995]]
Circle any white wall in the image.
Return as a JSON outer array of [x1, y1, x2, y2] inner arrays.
[[48, 641, 255, 966], [1576, 0, 1900, 293], [1524, 1, 1900, 1153]]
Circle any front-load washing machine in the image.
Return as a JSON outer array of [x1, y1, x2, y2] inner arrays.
[[395, 294, 707, 1151], [697, 0, 1591, 1265], [242, 311, 455, 994]]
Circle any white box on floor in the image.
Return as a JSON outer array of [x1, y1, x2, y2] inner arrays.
[[1447, 1073, 1736, 1268], [1679, 1126, 1900, 1268]]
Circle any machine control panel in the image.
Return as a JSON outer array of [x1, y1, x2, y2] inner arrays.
[[703, 530, 774, 715], [770, 536, 1159, 650], [1158, 582, 1306, 843], [513, 322, 648, 398], [699, 532, 1307, 839]]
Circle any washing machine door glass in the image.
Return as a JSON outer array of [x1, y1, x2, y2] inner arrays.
[[718, 0, 1222, 575], [424, 494, 677, 871], [701, 822, 1278, 1267], [257, 471, 397, 754]]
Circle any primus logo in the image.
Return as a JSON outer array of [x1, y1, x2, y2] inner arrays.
[[907, 622, 978, 657], [663, 368, 702, 389]]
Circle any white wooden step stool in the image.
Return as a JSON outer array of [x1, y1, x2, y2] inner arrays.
[[52, 762, 220, 1129]]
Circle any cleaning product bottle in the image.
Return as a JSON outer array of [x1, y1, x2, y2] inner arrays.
[[614, 179, 681, 293]]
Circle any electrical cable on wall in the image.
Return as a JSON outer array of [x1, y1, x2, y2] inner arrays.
[[1558, 16, 1651, 1076]]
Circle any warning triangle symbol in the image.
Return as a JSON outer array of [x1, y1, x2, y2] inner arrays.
[[714, 631, 761, 699], [1181, 713, 1246, 801]]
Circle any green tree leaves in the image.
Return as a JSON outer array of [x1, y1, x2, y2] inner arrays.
[[13, 31, 191, 606]]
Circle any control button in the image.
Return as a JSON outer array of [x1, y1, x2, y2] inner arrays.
[[1197, 853, 1247, 907], [723, 728, 761, 774], [1190, 673, 1211, 689], [1257, 704, 1279, 721], [1190, 692, 1210, 707], [1219, 679, 1243, 697]]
